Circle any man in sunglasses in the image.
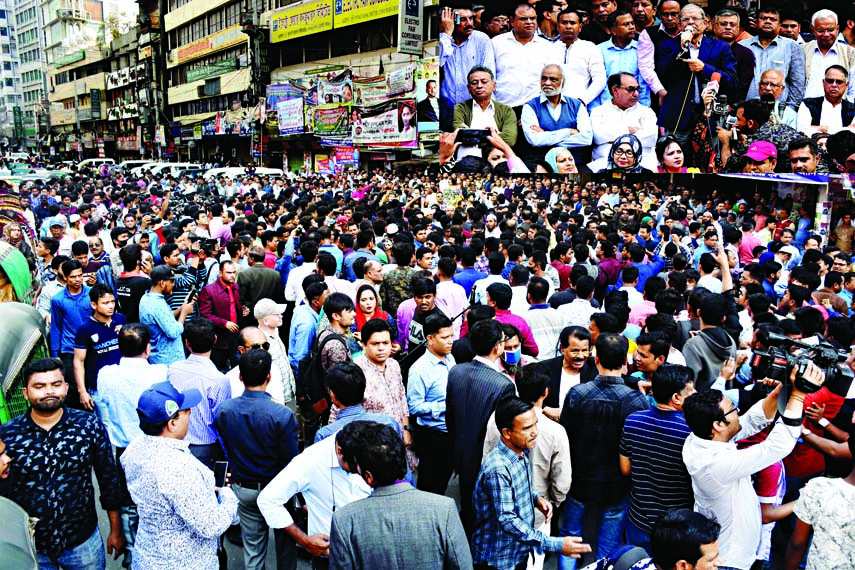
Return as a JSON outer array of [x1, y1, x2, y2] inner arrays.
[[797, 65, 855, 136], [682, 361, 825, 570]]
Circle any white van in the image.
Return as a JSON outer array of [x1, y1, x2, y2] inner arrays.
[[149, 162, 201, 177], [78, 158, 116, 169], [114, 160, 153, 174]]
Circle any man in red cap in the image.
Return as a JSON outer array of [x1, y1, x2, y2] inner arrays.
[[741, 141, 778, 173]]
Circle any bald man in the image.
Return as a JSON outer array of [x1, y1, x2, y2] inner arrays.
[[758, 69, 798, 128]]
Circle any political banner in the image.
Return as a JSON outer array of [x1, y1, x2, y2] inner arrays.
[[276, 98, 305, 135], [318, 69, 354, 105], [352, 99, 417, 147], [386, 64, 415, 96], [315, 154, 334, 174], [270, 0, 334, 43], [335, 146, 359, 165], [313, 105, 351, 136], [334, 0, 397, 28], [415, 57, 439, 132], [352, 75, 390, 106]]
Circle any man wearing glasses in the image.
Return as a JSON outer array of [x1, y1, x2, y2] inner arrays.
[[682, 362, 825, 570], [590, 72, 658, 170], [797, 65, 855, 136], [756, 69, 798, 128], [520, 63, 593, 164], [656, 3, 737, 163]]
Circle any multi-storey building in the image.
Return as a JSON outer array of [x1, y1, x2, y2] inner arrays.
[[15, 0, 48, 151], [0, 0, 24, 148]]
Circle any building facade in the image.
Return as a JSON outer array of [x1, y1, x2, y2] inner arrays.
[[1, 0, 24, 148]]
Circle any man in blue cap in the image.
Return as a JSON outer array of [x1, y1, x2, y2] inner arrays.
[[121, 381, 239, 569]]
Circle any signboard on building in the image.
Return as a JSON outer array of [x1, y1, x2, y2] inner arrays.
[[187, 60, 238, 83], [271, 0, 334, 43], [174, 24, 246, 64], [335, 146, 359, 165], [334, 0, 397, 28], [397, 0, 423, 56], [106, 64, 145, 90], [13, 107, 23, 138], [314, 154, 334, 174], [276, 99, 305, 135], [55, 50, 86, 68], [313, 105, 350, 136], [90, 89, 102, 119]]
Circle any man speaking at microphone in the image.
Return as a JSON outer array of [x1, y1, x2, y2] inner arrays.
[[656, 3, 737, 166]]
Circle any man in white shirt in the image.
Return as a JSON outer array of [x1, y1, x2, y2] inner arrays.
[[492, 2, 559, 110], [284, 240, 318, 305], [257, 422, 372, 568], [757, 69, 798, 129], [521, 63, 593, 161], [553, 8, 607, 107], [803, 9, 855, 101], [589, 72, 658, 170], [797, 65, 855, 136], [681, 363, 823, 570]]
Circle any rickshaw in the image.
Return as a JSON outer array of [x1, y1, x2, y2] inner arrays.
[[0, 301, 48, 424]]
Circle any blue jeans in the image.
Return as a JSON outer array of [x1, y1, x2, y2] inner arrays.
[[624, 518, 652, 557], [558, 495, 628, 570], [37, 527, 105, 570]]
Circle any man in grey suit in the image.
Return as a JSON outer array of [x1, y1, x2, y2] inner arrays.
[[446, 319, 515, 537], [329, 423, 473, 570]]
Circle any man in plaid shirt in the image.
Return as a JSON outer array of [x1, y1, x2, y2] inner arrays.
[[472, 398, 590, 570]]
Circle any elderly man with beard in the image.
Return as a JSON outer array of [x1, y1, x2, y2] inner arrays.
[[521, 63, 592, 163], [0, 358, 125, 568]]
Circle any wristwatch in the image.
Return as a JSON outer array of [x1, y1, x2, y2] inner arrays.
[[780, 415, 803, 427], [403, 425, 413, 433]]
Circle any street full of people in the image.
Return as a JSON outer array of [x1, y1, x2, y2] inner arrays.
[[0, 163, 854, 570]]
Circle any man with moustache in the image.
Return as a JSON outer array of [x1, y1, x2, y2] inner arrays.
[[521, 63, 593, 163], [0, 358, 125, 567], [552, 7, 607, 108], [789, 137, 821, 174], [712, 9, 756, 104], [439, 5, 496, 107], [797, 65, 855, 136], [480, 5, 510, 38], [452, 66, 518, 151]]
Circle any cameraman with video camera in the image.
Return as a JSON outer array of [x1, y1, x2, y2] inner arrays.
[[683, 358, 825, 570]]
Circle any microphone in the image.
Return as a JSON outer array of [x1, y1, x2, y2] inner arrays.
[[704, 72, 721, 117], [681, 26, 694, 50]]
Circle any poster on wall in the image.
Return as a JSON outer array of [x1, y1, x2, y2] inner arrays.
[[276, 98, 305, 135], [352, 99, 417, 147], [335, 146, 359, 165], [386, 64, 415, 96], [266, 83, 304, 127], [318, 69, 354, 104], [315, 154, 334, 174], [353, 76, 390, 106], [415, 57, 439, 132], [313, 105, 351, 136]]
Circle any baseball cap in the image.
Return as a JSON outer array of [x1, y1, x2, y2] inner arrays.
[[779, 245, 799, 258], [254, 298, 287, 320], [137, 381, 202, 424], [150, 265, 176, 282], [49, 218, 65, 228], [744, 141, 777, 162]]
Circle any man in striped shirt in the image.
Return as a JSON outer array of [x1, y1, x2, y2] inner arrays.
[[619, 364, 695, 555]]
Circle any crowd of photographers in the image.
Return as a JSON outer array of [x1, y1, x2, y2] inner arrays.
[[438, 0, 855, 175], [0, 166, 854, 570]]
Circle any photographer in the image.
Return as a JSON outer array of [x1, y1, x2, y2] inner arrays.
[[682, 360, 825, 570], [439, 127, 530, 174]]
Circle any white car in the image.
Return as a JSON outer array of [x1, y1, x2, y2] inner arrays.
[[148, 162, 201, 177], [129, 162, 161, 177], [6, 152, 30, 161], [78, 158, 116, 170], [113, 160, 153, 174]]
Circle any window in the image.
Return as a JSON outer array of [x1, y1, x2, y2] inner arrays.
[[4, 78, 12, 87], [0, 27, 7, 36], [2, 62, 9, 70]]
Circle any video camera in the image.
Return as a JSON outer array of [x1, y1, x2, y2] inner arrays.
[[710, 95, 732, 127], [750, 333, 853, 413]]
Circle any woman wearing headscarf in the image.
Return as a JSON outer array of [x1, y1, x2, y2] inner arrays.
[[601, 133, 653, 174], [1, 222, 36, 271], [544, 147, 578, 174], [353, 283, 398, 346]]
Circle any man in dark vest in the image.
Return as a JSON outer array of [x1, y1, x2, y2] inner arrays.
[[520, 63, 593, 163], [797, 65, 855, 136]]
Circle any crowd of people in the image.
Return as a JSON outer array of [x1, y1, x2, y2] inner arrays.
[[439, 0, 855, 175], [0, 163, 854, 570]]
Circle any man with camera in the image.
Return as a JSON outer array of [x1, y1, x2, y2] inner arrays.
[[439, 5, 496, 108], [451, 65, 518, 158], [682, 360, 825, 570], [718, 99, 805, 174]]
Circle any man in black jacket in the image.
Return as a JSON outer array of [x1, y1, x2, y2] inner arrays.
[[542, 326, 598, 421]]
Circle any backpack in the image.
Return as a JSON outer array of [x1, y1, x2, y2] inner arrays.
[[296, 332, 347, 416]]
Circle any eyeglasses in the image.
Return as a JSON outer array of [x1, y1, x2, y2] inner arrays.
[[825, 78, 847, 85], [717, 406, 739, 423], [246, 342, 271, 351], [614, 149, 635, 157], [758, 81, 782, 88], [619, 86, 640, 93], [681, 16, 702, 22]]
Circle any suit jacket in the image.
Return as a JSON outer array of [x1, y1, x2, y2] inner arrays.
[[541, 355, 598, 409], [656, 35, 738, 131], [451, 98, 518, 148], [729, 41, 756, 105], [329, 483, 473, 570], [236, 263, 286, 325], [417, 96, 439, 122], [446, 360, 515, 484], [199, 278, 242, 350]]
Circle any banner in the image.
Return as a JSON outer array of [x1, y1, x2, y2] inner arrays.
[[315, 154, 334, 174], [352, 99, 417, 147], [313, 105, 351, 136], [318, 69, 353, 105], [266, 83, 304, 128], [271, 0, 334, 43], [335, 146, 359, 165], [353, 76, 390, 106], [276, 98, 305, 135], [387, 65, 415, 96], [415, 57, 439, 132], [334, 0, 397, 28]]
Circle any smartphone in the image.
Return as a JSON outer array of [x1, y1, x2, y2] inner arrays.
[[455, 129, 490, 147], [214, 461, 228, 488], [185, 285, 198, 304], [454, 10, 460, 24]]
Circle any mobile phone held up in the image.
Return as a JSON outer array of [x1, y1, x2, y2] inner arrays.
[[455, 129, 490, 147], [214, 461, 229, 488]]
